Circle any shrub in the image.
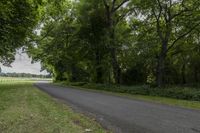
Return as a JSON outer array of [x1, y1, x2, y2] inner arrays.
[[62, 81, 200, 101]]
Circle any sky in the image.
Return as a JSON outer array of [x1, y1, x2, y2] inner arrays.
[[0, 51, 48, 75]]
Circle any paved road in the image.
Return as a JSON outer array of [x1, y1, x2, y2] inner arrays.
[[35, 83, 200, 133]]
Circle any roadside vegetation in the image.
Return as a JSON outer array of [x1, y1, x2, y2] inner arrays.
[[1, 0, 200, 114], [0, 79, 107, 133], [56, 82, 200, 110], [28, 0, 200, 88]]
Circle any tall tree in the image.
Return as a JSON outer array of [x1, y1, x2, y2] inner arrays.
[[0, 0, 42, 65], [102, 0, 133, 84], [137, 0, 200, 87]]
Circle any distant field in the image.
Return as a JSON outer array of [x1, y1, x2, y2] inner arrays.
[[0, 79, 106, 133], [0, 77, 52, 83]]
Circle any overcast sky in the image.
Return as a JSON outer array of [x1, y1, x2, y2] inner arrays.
[[1, 51, 48, 75]]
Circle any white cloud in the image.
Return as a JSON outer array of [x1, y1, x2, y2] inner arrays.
[[0, 51, 48, 75]]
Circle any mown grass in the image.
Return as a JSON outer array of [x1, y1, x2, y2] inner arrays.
[[57, 82, 200, 110], [0, 80, 107, 133], [0, 77, 52, 83]]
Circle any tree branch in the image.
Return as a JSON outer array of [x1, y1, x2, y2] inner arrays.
[[152, 7, 164, 42], [167, 22, 200, 51], [111, 0, 117, 11], [102, 0, 109, 9], [115, 6, 136, 24], [112, 0, 129, 13]]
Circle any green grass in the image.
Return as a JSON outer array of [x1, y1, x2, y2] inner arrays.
[[56, 82, 200, 110], [116, 94, 200, 110], [0, 77, 52, 83], [0, 80, 107, 133]]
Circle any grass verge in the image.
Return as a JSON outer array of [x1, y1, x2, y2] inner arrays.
[[56, 82, 200, 110], [0, 81, 107, 133]]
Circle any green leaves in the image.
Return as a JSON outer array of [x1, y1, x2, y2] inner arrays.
[[0, 0, 43, 65], [26, 0, 200, 85]]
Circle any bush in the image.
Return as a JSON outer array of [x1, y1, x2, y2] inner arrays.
[[70, 82, 87, 86], [61, 81, 200, 101], [192, 92, 200, 101]]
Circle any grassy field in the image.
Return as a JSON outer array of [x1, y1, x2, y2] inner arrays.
[[0, 79, 107, 133], [0, 77, 52, 82], [56, 82, 200, 110]]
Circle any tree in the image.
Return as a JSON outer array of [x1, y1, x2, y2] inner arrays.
[[28, 0, 200, 87], [76, 0, 109, 83], [101, 0, 134, 84], [0, 0, 42, 65], [136, 0, 200, 87]]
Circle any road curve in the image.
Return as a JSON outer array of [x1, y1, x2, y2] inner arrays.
[[35, 83, 200, 133]]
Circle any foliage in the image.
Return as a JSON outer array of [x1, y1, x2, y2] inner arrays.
[[60, 81, 200, 101], [0, 0, 42, 65], [1, 0, 200, 87]]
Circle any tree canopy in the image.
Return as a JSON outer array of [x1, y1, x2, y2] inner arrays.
[[1, 0, 200, 87], [0, 0, 42, 65]]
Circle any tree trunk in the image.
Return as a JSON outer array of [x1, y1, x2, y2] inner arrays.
[[181, 63, 186, 84], [111, 48, 121, 84], [156, 56, 164, 87], [71, 63, 77, 82], [156, 42, 167, 87], [95, 50, 103, 83], [194, 67, 198, 83], [106, 12, 121, 84]]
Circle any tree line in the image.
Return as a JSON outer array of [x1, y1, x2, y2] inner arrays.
[[1, 0, 200, 87], [0, 72, 51, 79]]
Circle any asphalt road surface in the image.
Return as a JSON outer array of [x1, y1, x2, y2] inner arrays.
[[35, 83, 200, 133]]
